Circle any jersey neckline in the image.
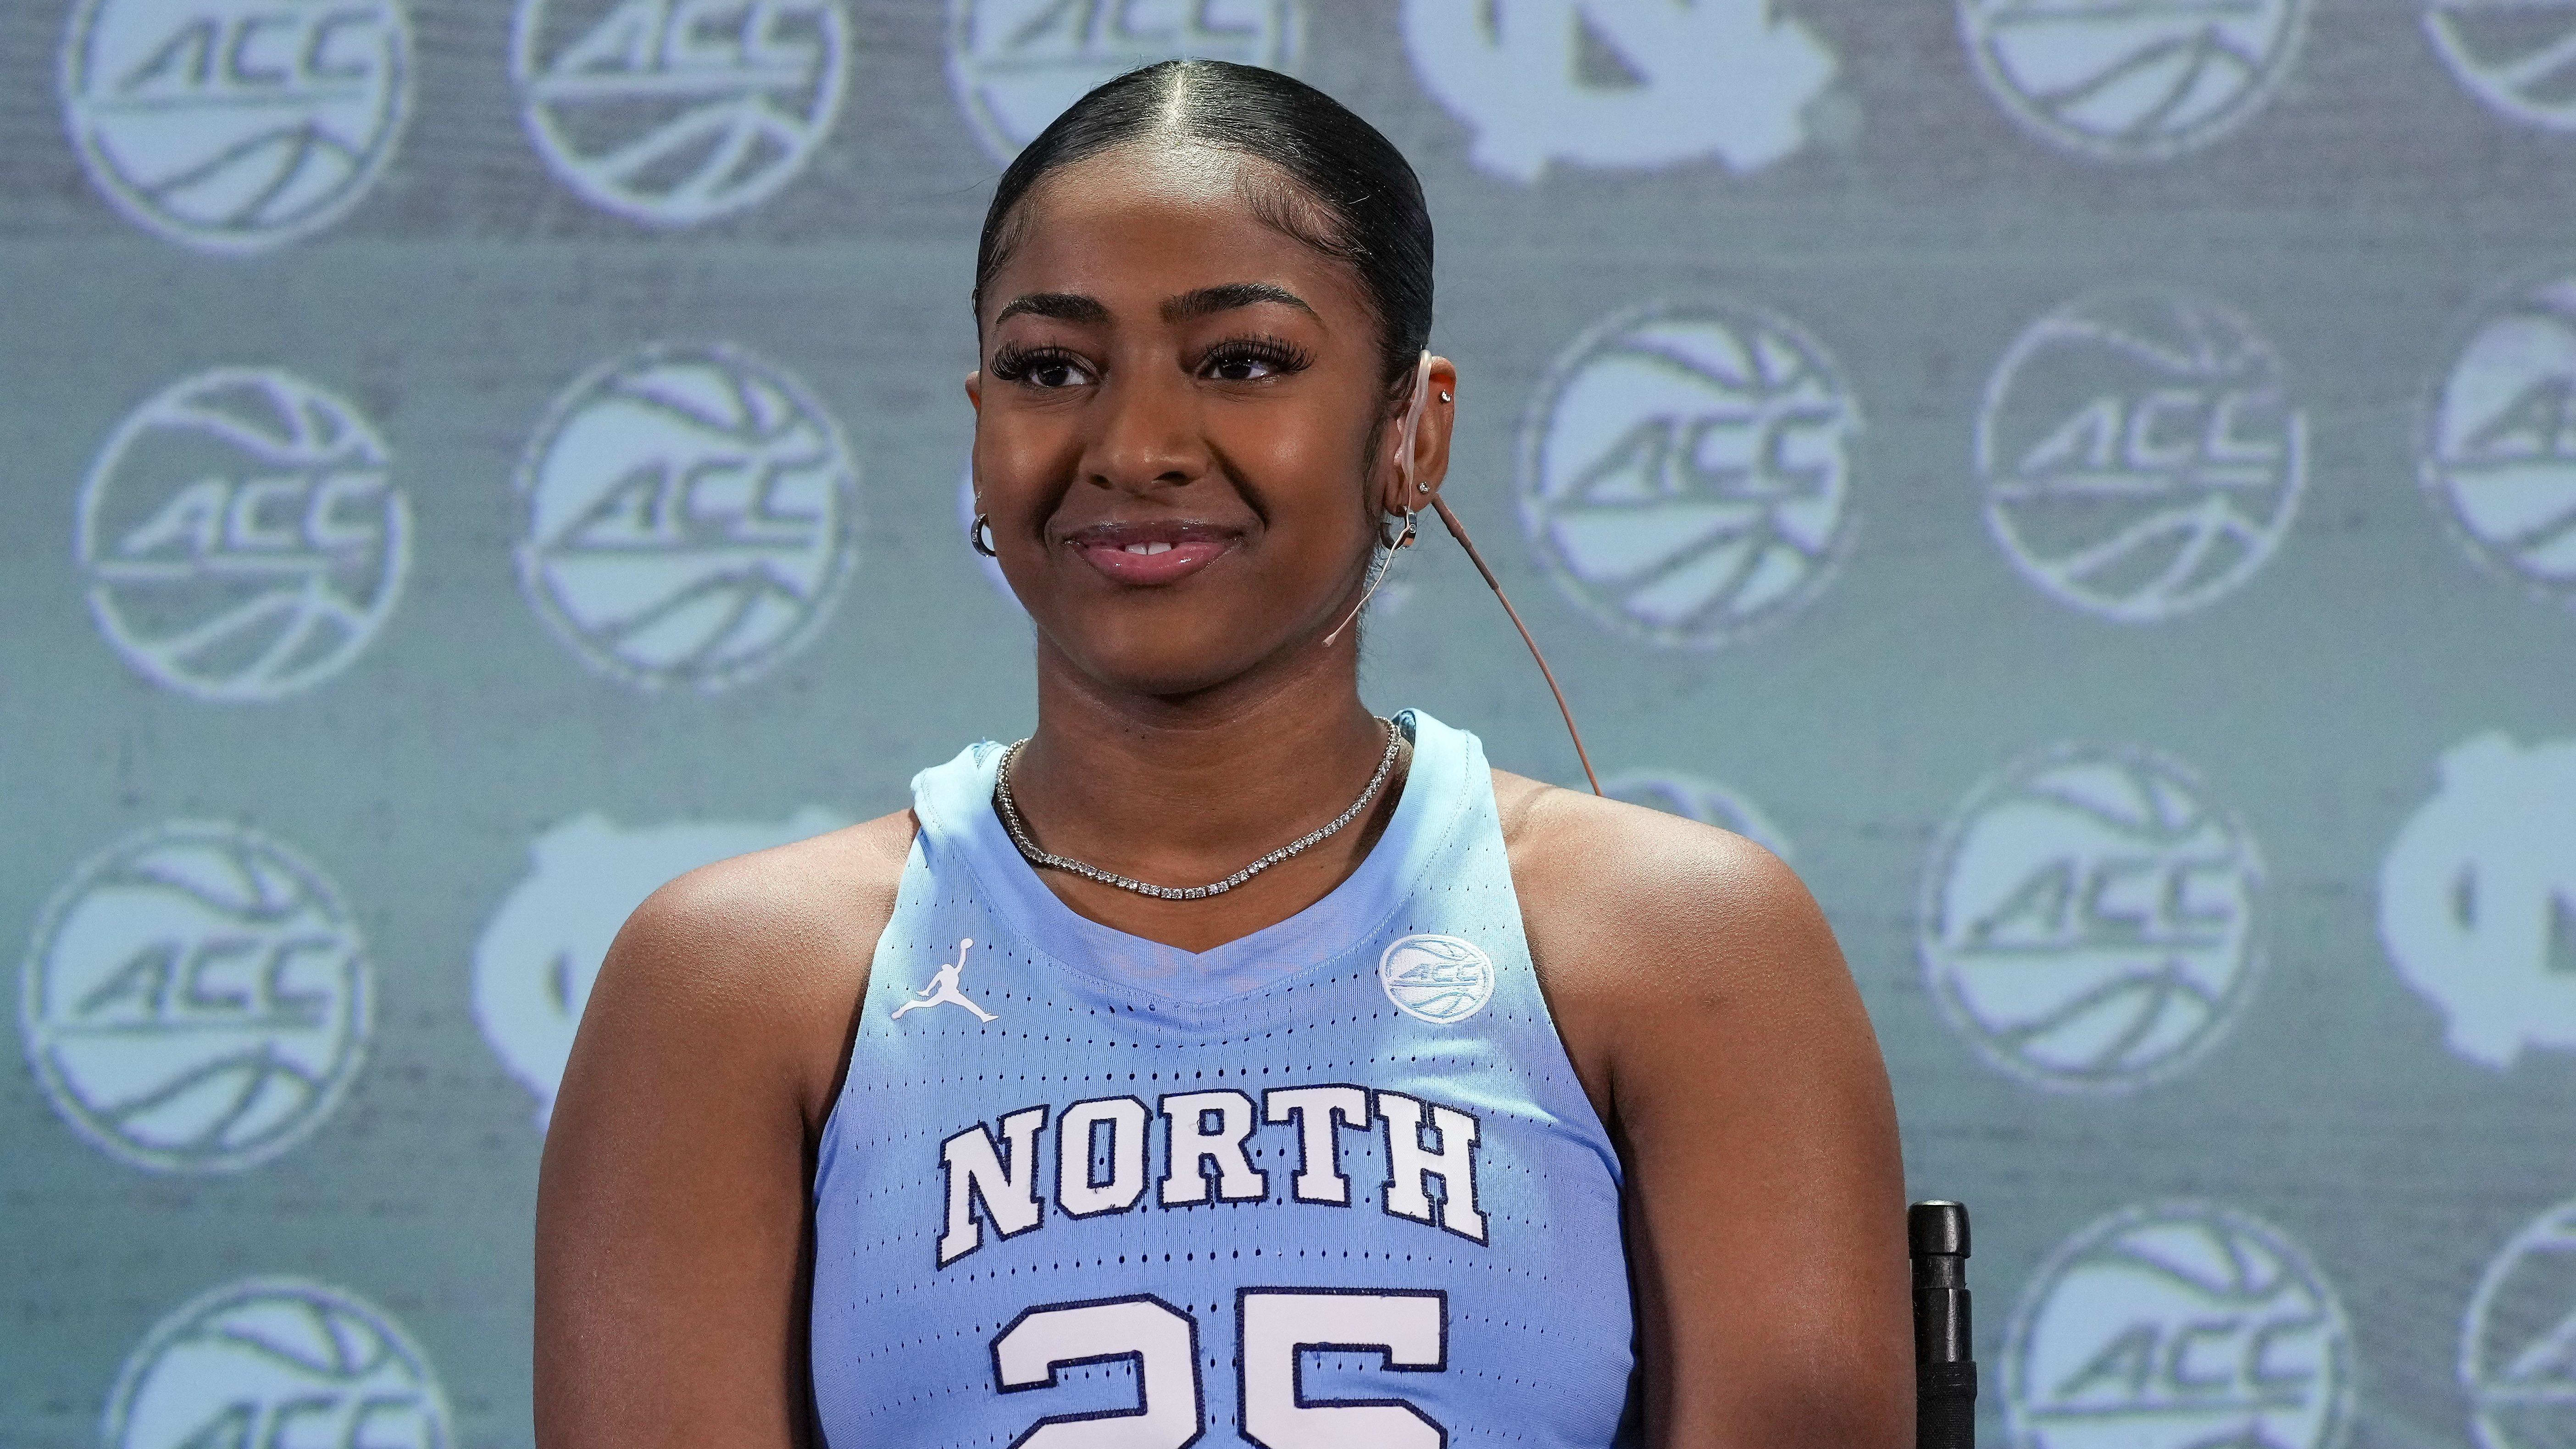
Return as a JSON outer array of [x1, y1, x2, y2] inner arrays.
[[911, 710, 1471, 1005]]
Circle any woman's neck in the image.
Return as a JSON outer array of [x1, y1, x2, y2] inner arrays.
[[1001, 640, 1404, 951]]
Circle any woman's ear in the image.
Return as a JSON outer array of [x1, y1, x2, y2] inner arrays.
[[1379, 354, 1459, 519], [965, 370, 983, 414]]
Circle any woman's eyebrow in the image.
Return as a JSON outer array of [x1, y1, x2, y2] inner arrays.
[[1162, 282, 1317, 322], [993, 292, 1108, 326]]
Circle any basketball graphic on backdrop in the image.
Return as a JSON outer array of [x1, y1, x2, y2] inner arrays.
[[2420, 276, 2576, 607], [2380, 732, 2576, 1069], [2424, 0, 2576, 132], [105, 1277, 449, 1449], [60, 0, 412, 253], [1401, 0, 1837, 182], [1519, 299, 1860, 650], [20, 822, 370, 1173], [2006, 1202, 2351, 1449], [516, 341, 859, 693], [946, 0, 1302, 162], [1605, 771, 1794, 861], [1920, 744, 2263, 1093], [1959, 0, 2306, 160], [513, 0, 848, 225], [1980, 288, 2305, 623], [473, 808, 844, 1128], [2464, 1196, 2576, 1449], [78, 367, 408, 702]]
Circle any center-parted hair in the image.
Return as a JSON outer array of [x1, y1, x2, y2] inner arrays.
[[973, 60, 1434, 390]]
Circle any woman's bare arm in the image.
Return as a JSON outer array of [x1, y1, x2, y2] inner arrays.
[[1503, 778, 1912, 1449], [533, 814, 914, 1449]]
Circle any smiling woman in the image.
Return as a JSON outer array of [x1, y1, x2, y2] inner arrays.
[[532, 60, 1910, 1449]]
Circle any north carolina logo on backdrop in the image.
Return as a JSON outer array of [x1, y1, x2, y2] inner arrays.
[[2464, 1196, 2576, 1449], [1979, 288, 2305, 623], [1919, 744, 2264, 1094], [513, 0, 849, 225], [1403, 0, 1835, 182], [1958, 0, 2306, 161], [1518, 299, 1860, 650], [1379, 934, 1496, 1025], [78, 367, 408, 702], [473, 808, 844, 1128], [946, 0, 1304, 163], [1605, 771, 1793, 862], [104, 1277, 450, 1449], [2423, 0, 2576, 133], [2380, 733, 2576, 1069], [2419, 275, 2576, 609], [515, 342, 859, 693], [2005, 1202, 2352, 1449], [18, 822, 371, 1173], [59, 0, 412, 253]]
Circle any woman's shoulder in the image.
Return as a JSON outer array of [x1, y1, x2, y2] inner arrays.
[[569, 807, 919, 1129]]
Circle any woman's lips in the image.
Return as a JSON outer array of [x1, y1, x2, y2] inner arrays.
[[1068, 525, 1234, 586]]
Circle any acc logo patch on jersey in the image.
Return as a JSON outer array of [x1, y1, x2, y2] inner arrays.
[[513, 0, 849, 226], [2005, 1202, 2352, 1449], [60, 0, 413, 253], [2379, 733, 2576, 1070], [104, 1277, 450, 1449], [18, 821, 371, 1173], [473, 807, 844, 1127], [1920, 744, 2264, 1094], [514, 341, 860, 693], [1379, 934, 1495, 1025], [2419, 275, 2576, 609], [1402, 0, 1836, 183], [947, 0, 1304, 163], [2464, 1195, 2576, 1449], [78, 367, 408, 702], [1519, 299, 1860, 650], [2424, 0, 2576, 133], [1959, 0, 2306, 161], [1979, 288, 2304, 623]]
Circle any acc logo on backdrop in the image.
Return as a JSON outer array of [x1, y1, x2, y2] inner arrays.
[[516, 342, 859, 693], [1920, 744, 2263, 1094], [1604, 772, 1793, 862], [104, 1277, 449, 1449], [2424, 0, 2576, 132], [947, 0, 1303, 163], [2380, 733, 2576, 1069], [513, 0, 848, 225], [1979, 288, 2304, 623], [60, 0, 412, 253], [2005, 1202, 2352, 1449], [474, 808, 844, 1127], [2464, 1196, 2576, 1449], [1403, 0, 1835, 182], [78, 367, 407, 702], [1518, 299, 1860, 650], [2419, 275, 2576, 608], [19, 822, 370, 1173], [1958, 0, 2305, 161], [1379, 934, 1496, 1025]]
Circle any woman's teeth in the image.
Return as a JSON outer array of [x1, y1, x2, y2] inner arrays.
[[1121, 541, 1176, 555]]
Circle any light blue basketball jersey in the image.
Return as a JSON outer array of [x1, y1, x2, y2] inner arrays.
[[810, 711, 1638, 1448]]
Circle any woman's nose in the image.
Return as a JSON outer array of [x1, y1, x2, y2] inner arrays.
[[1083, 366, 1206, 493]]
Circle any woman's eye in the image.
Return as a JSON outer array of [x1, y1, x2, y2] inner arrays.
[[1028, 360, 1087, 388], [998, 350, 1094, 388], [1206, 354, 1276, 382]]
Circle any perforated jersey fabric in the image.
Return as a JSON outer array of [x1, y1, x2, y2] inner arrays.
[[809, 711, 1639, 1447]]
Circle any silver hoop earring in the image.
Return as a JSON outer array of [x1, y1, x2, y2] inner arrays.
[[970, 514, 999, 558]]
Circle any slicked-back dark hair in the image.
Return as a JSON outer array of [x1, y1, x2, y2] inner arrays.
[[973, 60, 1434, 392]]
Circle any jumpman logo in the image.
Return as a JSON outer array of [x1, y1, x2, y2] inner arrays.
[[892, 938, 998, 1023]]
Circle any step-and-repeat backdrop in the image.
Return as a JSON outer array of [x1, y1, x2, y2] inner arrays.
[[6, 0, 2576, 1445]]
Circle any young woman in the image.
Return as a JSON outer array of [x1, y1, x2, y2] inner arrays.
[[535, 60, 1908, 1449]]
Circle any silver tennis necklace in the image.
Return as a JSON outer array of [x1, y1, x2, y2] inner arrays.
[[992, 718, 1403, 901]]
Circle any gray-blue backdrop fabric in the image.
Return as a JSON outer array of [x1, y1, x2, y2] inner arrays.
[[7, 2, 2576, 1447]]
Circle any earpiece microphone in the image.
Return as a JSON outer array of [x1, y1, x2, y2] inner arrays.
[[1326, 350, 1602, 797]]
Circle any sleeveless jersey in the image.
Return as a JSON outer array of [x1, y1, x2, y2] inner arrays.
[[810, 711, 1639, 1448]]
